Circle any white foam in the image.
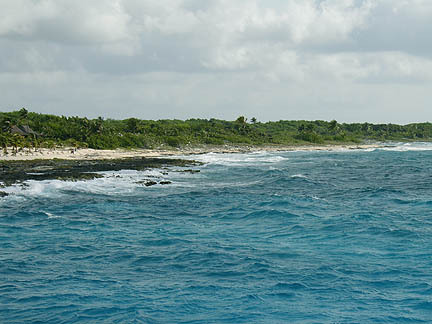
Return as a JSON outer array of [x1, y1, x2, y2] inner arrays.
[[291, 174, 308, 179], [189, 152, 288, 166], [311, 195, 327, 202], [42, 211, 61, 219], [3, 181, 60, 199], [379, 142, 432, 152], [0, 168, 181, 200]]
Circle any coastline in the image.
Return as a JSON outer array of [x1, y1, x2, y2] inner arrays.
[[0, 143, 384, 161], [0, 143, 383, 191]]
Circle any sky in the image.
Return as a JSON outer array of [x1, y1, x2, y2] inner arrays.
[[1, 0, 431, 123]]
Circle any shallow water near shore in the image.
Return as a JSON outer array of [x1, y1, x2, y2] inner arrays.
[[1, 143, 432, 323]]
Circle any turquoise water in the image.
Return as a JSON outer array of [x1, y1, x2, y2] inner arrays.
[[1, 143, 432, 323]]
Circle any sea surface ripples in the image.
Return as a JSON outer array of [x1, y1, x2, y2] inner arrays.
[[1, 143, 432, 323]]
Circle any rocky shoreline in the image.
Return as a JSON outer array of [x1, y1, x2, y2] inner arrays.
[[0, 143, 386, 196], [0, 157, 202, 194]]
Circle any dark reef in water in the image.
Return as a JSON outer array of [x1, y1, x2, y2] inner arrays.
[[0, 157, 202, 187]]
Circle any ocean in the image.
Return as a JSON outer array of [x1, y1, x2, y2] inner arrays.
[[1, 143, 432, 323]]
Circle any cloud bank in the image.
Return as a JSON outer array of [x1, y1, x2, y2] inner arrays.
[[1, 0, 431, 123]]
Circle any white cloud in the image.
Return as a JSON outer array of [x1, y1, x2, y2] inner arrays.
[[0, 0, 137, 54], [0, 0, 432, 122], [309, 51, 432, 83]]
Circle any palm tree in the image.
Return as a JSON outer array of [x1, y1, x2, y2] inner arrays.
[[19, 108, 28, 120], [235, 116, 248, 134], [11, 134, 21, 154], [236, 116, 247, 124], [0, 134, 9, 154], [329, 120, 338, 133]]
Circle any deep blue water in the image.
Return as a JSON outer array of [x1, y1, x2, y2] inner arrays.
[[1, 143, 432, 323]]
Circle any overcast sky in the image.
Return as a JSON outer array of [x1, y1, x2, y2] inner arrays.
[[1, 0, 431, 123]]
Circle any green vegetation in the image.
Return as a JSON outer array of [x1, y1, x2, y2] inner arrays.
[[1, 108, 432, 151]]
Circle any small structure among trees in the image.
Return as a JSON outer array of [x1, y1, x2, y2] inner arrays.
[[10, 125, 41, 137]]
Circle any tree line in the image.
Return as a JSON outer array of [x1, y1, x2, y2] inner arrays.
[[0, 108, 431, 152]]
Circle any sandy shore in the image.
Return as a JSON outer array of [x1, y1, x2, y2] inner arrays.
[[0, 143, 384, 161]]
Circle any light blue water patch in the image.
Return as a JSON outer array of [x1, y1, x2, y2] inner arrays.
[[1, 143, 432, 323]]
